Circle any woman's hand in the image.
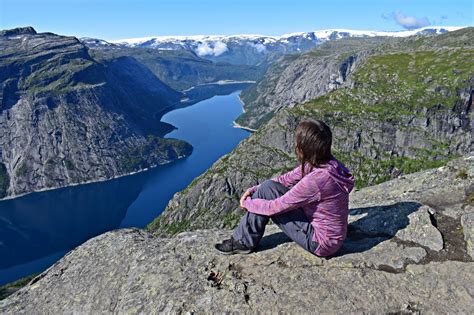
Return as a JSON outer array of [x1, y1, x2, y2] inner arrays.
[[240, 188, 253, 209]]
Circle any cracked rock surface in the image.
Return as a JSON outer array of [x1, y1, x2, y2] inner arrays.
[[1, 155, 473, 313]]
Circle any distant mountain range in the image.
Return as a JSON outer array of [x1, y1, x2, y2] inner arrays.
[[82, 26, 465, 65]]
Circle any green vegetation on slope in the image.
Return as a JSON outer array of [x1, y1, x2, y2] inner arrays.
[[290, 48, 473, 188], [0, 35, 106, 94], [295, 49, 473, 117], [120, 135, 193, 173], [0, 273, 38, 300], [238, 27, 474, 129], [15, 162, 28, 177]]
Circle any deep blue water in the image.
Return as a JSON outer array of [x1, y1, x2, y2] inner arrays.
[[0, 90, 250, 286]]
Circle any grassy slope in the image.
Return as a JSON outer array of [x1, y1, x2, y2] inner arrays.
[[0, 274, 38, 300], [292, 48, 473, 187]]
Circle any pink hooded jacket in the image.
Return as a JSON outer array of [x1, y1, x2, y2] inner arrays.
[[243, 157, 355, 257]]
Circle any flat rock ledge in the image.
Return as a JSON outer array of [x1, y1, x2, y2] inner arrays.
[[1, 155, 473, 313], [1, 223, 473, 314]]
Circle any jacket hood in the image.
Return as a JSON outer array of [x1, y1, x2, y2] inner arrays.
[[324, 158, 355, 193]]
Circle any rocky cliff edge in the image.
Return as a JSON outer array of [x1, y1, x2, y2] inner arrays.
[[0, 154, 473, 313]]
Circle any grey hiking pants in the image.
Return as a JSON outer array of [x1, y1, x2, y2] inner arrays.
[[232, 179, 319, 254]]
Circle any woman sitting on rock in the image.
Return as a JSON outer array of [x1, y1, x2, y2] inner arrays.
[[215, 119, 355, 257]]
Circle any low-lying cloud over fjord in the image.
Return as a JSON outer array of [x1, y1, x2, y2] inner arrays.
[[195, 41, 228, 56]]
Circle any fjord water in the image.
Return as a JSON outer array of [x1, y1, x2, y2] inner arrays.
[[0, 89, 250, 286]]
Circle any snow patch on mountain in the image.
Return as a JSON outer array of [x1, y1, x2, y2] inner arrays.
[[108, 26, 465, 46], [80, 26, 467, 65]]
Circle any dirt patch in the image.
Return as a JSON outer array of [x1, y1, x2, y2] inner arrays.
[[424, 212, 471, 262]]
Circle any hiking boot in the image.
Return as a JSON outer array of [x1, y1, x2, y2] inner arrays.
[[214, 236, 252, 255]]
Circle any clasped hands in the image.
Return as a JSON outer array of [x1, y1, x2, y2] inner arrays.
[[239, 188, 254, 210]]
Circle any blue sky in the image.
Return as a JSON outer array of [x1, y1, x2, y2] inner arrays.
[[0, 0, 472, 40]]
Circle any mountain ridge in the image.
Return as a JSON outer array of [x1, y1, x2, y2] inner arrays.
[[83, 26, 466, 66], [108, 26, 464, 45]]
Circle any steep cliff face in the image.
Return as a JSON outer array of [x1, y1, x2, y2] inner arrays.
[[0, 28, 192, 198], [237, 38, 377, 129], [1, 154, 473, 313], [237, 28, 474, 130], [148, 28, 473, 236]]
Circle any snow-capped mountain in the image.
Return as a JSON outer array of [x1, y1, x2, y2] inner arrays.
[[83, 26, 465, 65], [80, 37, 117, 47]]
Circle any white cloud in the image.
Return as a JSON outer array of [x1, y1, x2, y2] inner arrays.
[[195, 41, 228, 57], [213, 41, 228, 56], [248, 42, 267, 53], [195, 43, 213, 56], [392, 11, 431, 30]]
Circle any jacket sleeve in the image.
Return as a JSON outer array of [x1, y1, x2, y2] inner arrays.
[[269, 165, 302, 188], [244, 173, 321, 216], [248, 184, 260, 194], [247, 163, 312, 194]]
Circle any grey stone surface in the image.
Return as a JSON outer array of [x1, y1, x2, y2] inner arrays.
[[461, 212, 474, 259], [395, 206, 444, 251], [347, 203, 443, 251], [2, 155, 473, 313], [1, 226, 472, 314], [348, 202, 421, 237], [1, 27, 473, 314], [443, 203, 474, 219], [329, 237, 427, 270], [237, 47, 365, 129]]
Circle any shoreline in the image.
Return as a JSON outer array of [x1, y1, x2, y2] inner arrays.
[[0, 155, 187, 202], [1, 86, 251, 203], [159, 81, 255, 117], [232, 120, 257, 132], [234, 94, 256, 131], [182, 80, 256, 93], [0, 88, 251, 289]]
